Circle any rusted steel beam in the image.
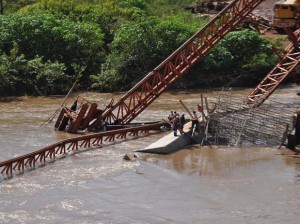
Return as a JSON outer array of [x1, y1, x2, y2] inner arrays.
[[130, 130, 139, 137], [0, 121, 169, 180], [92, 137, 103, 146], [179, 100, 193, 117], [56, 144, 66, 155], [105, 135, 115, 142], [67, 142, 76, 151], [1, 164, 12, 176], [88, 0, 265, 130], [25, 156, 35, 168], [116, 132, 127, 139], [246, 29, 300, 106], [54, 109, 65, 129], [284, 28, 299, 47], [68, 103, 89, 133], [80, 139, 90, 148], [81, 103, 98, 130], [13, 160, 24, 172]]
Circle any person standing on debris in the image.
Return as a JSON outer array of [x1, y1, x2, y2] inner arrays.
[[168, 111, 174, 122], [293, 110, 300, 144], [100, 119, 107, 131], [285, 111, 300, 150], [174, 111, 178, 118], [191, 110, 199, 134], [173, 114, 180, 136], [179, 112, 186, 134], [279, 124, 290, 149]]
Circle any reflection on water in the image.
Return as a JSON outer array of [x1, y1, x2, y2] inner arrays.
[[141, 145, 300, 177], [0, 84, 300, 223]]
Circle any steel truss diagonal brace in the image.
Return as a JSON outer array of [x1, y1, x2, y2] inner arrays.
[[88, 0, 265, 130], [246, 29, 300, 107]]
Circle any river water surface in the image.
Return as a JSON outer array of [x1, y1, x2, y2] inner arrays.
[[0, 85, 300, 223]]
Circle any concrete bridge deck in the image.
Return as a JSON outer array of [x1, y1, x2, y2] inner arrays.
[[137, 122, 196, 154]]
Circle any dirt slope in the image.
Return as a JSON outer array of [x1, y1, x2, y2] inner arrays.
[[253, 0, 276, 20]]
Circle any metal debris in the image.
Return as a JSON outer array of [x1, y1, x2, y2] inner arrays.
[[204, 89, 294, 146]]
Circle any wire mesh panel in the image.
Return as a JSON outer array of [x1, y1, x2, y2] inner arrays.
[[206, 89, 294, 146]]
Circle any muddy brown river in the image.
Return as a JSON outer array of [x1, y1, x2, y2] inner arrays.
[[0, 85, 300, 223]]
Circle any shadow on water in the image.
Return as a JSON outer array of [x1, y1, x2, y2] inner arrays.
[[0, 96, 23, 103], [140, 144, 300, 177], [0, 94, 65, 103]]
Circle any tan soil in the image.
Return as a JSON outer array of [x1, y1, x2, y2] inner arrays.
[[252, 0, 275, 21], [253, 0, 283, 39]]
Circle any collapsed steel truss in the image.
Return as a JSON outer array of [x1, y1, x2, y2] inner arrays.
[[56, 0, 299, 134], [0, 122, 167, 179], [246, 28, 300, 106], [3, 0, 300, 182], [87, 0, 266, 131]]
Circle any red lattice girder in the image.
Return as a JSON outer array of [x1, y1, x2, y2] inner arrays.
[[89, 0, 265, 130], [246, 29, 300, 106]]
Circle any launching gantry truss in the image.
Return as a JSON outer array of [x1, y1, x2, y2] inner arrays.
[[246, 28, 300, 106], [51, 0, 300, 145], [55, 0, 268, 134], [89, 0, 267, 128]]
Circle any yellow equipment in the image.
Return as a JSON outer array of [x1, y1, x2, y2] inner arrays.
[[273, 0, 300, 32]]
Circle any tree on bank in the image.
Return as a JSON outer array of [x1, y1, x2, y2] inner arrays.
[[182, 29, 278, 88], [90, 13, 208, 91], [0, 44, 67, 96], [0, 0, 283, 96], [0, 11, 105, 95], [0, 0, 37, 14], [91, 21, 278, 91]]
